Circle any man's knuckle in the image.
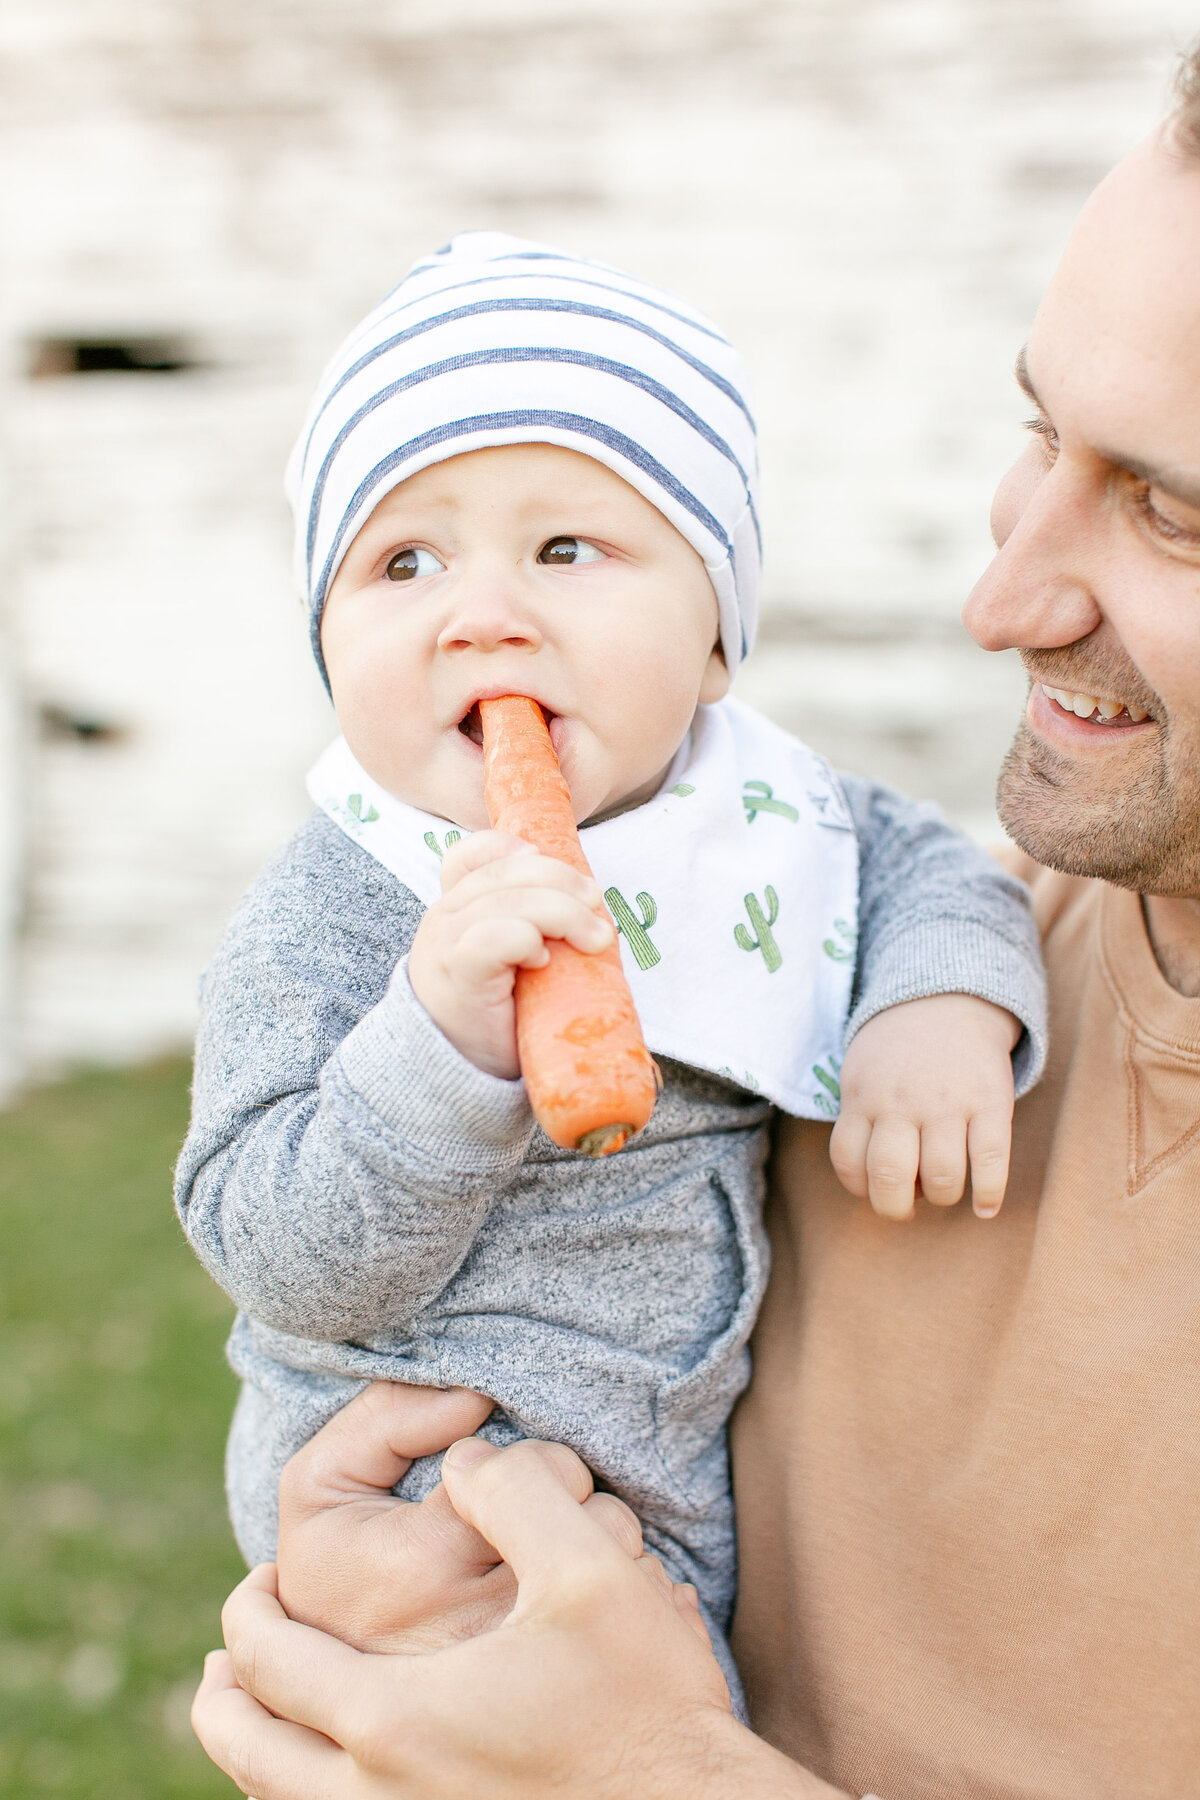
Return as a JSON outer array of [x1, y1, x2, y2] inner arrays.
[[219, 1594, 243, 1655], [471, 1435, 581, 1501], [537, 1438, 594, 1492], [508, 1436, 567, 1473], [189, 1690, 215, 1755], [342, 1694, 397, 1774], [355, 1730, 395, 1780], [636, 1550, 672, 1592], [226, 1634, 260, 1696], [586, 1491, 643, 1555], [227, 1733, 266, 1797]]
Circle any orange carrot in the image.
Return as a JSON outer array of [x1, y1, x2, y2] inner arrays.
[[479, 695, 659, 1157]]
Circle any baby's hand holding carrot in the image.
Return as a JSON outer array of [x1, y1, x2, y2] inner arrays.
[[407, 832, 614, 1081], [476, 695, 660, 1155]]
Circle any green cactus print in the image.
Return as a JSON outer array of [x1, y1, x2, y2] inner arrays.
[[604, 888, 661, 971], [734, 886, 782, 973], [822, 917, 857, 962], [423, 829, 462, 860], [669, 783, 696, 798], [742, 780, 800, 825], [811, 1055, 842, 1117], [347, 793, 380, 824]]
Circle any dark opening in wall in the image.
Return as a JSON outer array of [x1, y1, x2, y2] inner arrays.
[[27, 336, 198, 379], [39, 704, 127, 745]]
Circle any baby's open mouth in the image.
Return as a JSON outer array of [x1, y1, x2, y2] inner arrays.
[[458, 700, 557, 748]]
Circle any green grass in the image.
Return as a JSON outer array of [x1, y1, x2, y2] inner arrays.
[[0, 1061, 243, 1797]]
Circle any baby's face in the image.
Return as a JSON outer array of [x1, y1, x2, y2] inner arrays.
[[321, 443, 729, 829]]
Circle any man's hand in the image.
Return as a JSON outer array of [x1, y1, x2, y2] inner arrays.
[[193, 1436, 844, 1800], [829, 993, 1020, 1221], [275, 1380, 515, 1652], [408, 830, 615, 1078]]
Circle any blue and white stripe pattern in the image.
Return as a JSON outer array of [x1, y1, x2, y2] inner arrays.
[[286, 231, 761, 687]]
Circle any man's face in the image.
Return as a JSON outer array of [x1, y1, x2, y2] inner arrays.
[[320, 443, 728, 831], [963, 132, 1200, 896]]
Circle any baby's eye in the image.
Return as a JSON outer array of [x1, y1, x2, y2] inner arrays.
[[385, 547, 444, 581], [537, 536, 605, 567]]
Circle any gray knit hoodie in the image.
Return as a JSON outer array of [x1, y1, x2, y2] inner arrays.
[[176, 776, 1045, 1706]]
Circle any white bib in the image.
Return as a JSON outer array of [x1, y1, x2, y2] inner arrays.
[[308, 697, 859, 1119]]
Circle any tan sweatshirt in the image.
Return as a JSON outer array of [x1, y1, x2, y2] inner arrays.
[[731, 863, 1200, 1800]]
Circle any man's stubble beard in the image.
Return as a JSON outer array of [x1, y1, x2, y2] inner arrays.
[[997, 710, 1200, 896]]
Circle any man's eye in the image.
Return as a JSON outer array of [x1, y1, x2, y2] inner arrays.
[[385, 547, 443, 581], [1024, 415, 1060, 455], [537, 536, 605, 567], [1139, 489, 1200, 548]]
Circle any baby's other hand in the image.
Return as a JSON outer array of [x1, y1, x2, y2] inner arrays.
[[407, 830, 613, 1079], [828, 994, 1020, 1222]]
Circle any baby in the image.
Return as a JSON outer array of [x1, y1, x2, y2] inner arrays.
[[176, 232, 1045, 1708]]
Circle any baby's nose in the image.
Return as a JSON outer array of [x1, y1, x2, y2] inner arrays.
[[437, 582, 544, 653]]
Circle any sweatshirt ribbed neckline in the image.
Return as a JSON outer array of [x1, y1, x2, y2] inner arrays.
[[1100, 881, 1200, 1056]]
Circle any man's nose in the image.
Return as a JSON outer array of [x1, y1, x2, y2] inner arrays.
[[436, 573, 544, 655], [963, 460, 1104, 653]]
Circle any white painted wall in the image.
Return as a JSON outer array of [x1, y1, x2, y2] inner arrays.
[[0, 618, 21, 1106], [0, 0, 1195, 1088]]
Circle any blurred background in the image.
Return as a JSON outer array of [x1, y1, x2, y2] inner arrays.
[[0, 0, 1195, 1792]]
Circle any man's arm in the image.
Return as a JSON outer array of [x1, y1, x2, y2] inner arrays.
[[193, 1430, 850, 1800]]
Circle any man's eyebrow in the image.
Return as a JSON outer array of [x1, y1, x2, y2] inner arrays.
[[1016, 344, 1200, 507]]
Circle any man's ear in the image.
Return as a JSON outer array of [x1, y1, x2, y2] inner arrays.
[[698, 643, 730, 705]]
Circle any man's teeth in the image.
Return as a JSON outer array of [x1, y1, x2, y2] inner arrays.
[[1041, 683, 1150, 724]]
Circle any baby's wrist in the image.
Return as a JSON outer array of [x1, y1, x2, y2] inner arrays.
[[958, 994, 1022, 1051], [404, 960, 519, 1082], [865, 991, 1021, 1048], [436, 1014, 520, 1082]]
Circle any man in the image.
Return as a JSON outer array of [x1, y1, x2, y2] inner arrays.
[[191, 57, 1200, 1800]]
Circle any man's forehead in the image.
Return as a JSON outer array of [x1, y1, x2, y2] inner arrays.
[[1025, 133, 1200, 475]]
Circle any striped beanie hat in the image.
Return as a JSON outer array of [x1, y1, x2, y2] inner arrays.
[[286, 231, 760, 688]]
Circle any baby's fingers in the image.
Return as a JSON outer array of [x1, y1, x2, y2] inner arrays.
[[828, 1112, 871, 1201], [917, 1116, 968, 1208], [439, 829, 529, 891], [967, 1108, 1012, 1219], [455, 894, 611, 981], [865, 1118, 921, 1221], [441, 838, 602, 914]]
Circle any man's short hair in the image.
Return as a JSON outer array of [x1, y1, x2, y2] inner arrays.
[[1174, 41, 1200, 157]]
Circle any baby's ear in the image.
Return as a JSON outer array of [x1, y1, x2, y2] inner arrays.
[[698, 642, 731, 704]]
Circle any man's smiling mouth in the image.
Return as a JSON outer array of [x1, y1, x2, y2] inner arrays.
[[1038, 681, 1151, 727]]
